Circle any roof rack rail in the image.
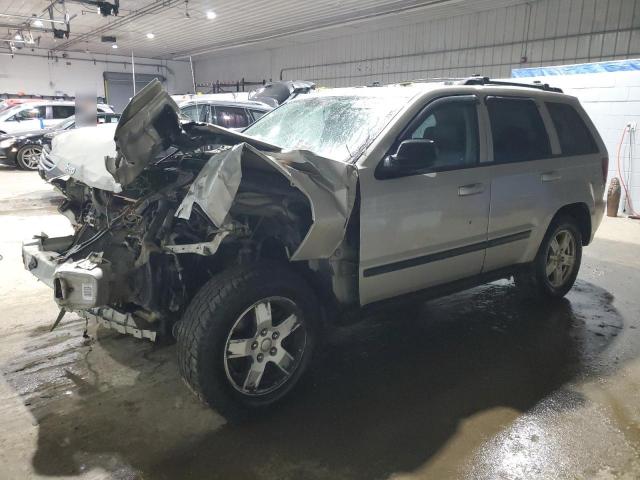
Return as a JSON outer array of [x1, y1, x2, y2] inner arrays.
[[462, 76, 563, 93]]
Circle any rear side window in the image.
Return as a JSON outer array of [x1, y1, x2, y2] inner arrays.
[[214, 106, 250, 128], [546, 102, 598, 156], [487, 97, 551, 163], [52, 105, 75, 119]]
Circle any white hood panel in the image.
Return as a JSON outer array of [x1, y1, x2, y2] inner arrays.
[[50, 124, 122, 193]]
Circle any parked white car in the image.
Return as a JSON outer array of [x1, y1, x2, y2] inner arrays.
[[0, 101, 114, 134]]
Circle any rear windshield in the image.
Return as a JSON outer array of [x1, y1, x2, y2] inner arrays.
[[546, 102, 598, 156], [244, 94, 412, 162]]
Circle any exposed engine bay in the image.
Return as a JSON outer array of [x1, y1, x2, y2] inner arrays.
[[24, 80, 359, 339]]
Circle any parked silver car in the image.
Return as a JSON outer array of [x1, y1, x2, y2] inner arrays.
[[22, 78, 606, 419]]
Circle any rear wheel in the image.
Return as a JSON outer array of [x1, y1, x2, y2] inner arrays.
[[515, 215, 582, 299], [177, 262, 320, 420], [16, 144, 42, 170]]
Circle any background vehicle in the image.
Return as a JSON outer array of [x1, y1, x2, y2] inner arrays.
[[0, 101, 114, 134], [179, 99, 271, 129], [22, 79, 606, 419], [0, 113, 120, 171], [178, 81, 316, 130]]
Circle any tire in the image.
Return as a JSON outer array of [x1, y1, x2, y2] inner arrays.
[[177, 261, 320, 420], [514, 214, 582, 299], [16, 144, 43, 170]]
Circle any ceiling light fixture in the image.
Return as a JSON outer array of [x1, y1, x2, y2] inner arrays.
[[112, 44, 118, 49], [32, 19, 44, 28], [206, 10, 217, 20], [146, 32, 155, 39]]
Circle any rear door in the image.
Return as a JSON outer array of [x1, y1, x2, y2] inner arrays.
[[358, 95, 492, 305], [481, 95, 559, 271]]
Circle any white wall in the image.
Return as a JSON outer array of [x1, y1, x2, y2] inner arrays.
[[0, 53, 193, 98], [195, 0, 640, 88]]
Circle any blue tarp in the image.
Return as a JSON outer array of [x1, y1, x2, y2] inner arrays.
[[512, 59, 640, 77]]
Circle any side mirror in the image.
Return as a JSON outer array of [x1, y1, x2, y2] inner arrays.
[[379, 139, 436, 178]]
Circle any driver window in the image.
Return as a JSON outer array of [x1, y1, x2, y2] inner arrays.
[[405, 101, 479, 170], [16, 106, 45, 120]]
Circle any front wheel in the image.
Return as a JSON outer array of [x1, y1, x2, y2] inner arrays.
[[177, 262, 320, 420], [16, 144, 42, 170], [515, 215, 582, 299]]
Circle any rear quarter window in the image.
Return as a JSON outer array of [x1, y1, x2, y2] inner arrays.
[[546, 102, 598, 156], [486, 97, 551, 163], [52, 105, 75, 119]]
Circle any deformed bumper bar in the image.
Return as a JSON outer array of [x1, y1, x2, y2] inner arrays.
[[80, 307, 157, 342], [22, 238, 158, 342]]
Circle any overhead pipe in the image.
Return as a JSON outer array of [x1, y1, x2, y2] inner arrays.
[[0, 12, 67, 24]]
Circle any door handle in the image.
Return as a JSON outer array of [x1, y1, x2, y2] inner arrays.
[[541, 171, 562, 182], [458, 183, 484, 196]]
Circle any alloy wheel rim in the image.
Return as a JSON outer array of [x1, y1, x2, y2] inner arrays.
[[21, 146, 42, 170], [545, 229, 576, 288], [223, 296, 306, 396]]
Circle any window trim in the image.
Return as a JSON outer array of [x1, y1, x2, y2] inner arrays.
[[375, 94, 482, 180], [484, 95, 558, 165]]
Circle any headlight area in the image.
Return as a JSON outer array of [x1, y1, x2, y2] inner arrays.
[[0, 138, 17, 150]]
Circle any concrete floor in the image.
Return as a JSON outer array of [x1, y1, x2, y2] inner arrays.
[[1, 166, 640, 480]]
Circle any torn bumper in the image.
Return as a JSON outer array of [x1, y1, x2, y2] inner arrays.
[[22, 236, 74, 288], [22, 237, 157, 342], [23, 238, 110, 309], [80, 308, 157, 341]]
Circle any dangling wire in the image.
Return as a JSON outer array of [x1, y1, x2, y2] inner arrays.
[[616, 125, 638, 217]]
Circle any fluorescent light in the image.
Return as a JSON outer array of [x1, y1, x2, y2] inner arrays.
[[146, 32, 155, 39], [206, 10, 217, 19], [32, 19, 44, 28], [112, 44, 118, 49]]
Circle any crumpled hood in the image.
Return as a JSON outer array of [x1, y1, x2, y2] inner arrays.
[[49, 123, 122, 192], [175, 142, 358, 260]]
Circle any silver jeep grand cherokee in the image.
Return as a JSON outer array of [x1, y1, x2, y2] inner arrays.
[[23, 77, 606, 419]]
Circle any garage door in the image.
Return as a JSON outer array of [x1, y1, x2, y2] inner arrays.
[[103, 72, 165, 113]]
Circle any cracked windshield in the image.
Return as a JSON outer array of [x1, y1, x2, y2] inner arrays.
[[244, 94, 412, 161]]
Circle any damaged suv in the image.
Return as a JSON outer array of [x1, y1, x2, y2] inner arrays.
[[23, 78, 606, 417]]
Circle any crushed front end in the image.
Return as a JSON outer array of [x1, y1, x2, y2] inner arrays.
[[23, 80, 358, 341]]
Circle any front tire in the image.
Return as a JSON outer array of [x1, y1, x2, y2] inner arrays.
[[16, 144, 42, 170], [177, 262, 320, 420], [515, 215, 582, 299]]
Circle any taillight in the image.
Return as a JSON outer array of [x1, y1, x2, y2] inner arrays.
[[602, 156, 609, 182]]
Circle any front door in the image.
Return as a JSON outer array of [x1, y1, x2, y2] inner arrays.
[[358, 95, 492, 305]]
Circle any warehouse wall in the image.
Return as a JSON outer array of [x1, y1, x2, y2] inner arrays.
[[195, 0, 640, 88], [0, 53, 192, 98]]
